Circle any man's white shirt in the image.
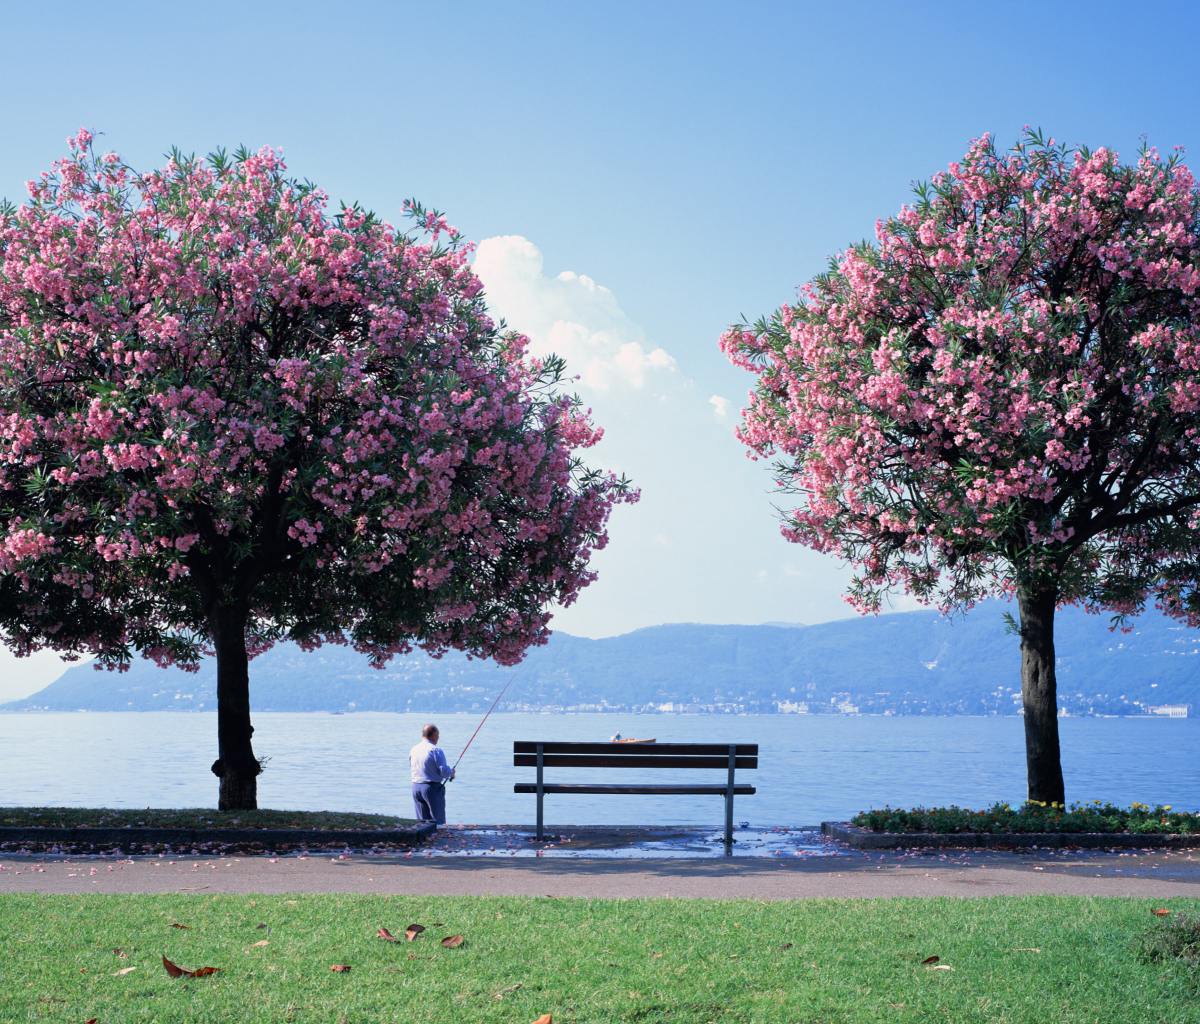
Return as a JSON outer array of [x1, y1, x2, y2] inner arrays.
[[409, 738, 453, 783]]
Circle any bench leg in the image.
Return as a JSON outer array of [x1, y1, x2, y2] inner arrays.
[[536, 742, 544, 842], [724, 744, 735, 846]]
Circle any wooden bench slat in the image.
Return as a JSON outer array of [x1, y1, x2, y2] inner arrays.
[[514, 742, 757, 756], [514, 754, 757, 769], [514, 783, 757, 795]]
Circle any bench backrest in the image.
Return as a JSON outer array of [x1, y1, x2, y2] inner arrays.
[[513, 742, 758, 769]]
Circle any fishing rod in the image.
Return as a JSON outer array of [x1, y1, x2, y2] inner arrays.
[[449, 671, 517, 777]]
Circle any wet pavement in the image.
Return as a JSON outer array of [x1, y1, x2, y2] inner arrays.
[[414, 823, 838, 859]]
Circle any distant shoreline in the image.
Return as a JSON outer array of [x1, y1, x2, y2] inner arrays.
[[7, 609, 1197, 718]]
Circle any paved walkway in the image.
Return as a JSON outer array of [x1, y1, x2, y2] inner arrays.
[[3, 847, 1199, 899]]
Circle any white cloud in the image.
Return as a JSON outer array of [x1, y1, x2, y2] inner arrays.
[[474, 236, 675, 392], [471, 235, 855, 638]]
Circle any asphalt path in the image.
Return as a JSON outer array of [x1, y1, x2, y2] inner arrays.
[[3, 848, 1199, 900]]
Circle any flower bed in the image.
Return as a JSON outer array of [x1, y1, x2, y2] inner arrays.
[[851, 801, 1199, 835]]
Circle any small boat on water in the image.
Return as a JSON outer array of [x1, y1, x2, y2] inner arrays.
[[609, 734, 656, 743]]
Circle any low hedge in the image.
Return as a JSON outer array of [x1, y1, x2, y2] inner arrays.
[[851, 801, 1199, 835]]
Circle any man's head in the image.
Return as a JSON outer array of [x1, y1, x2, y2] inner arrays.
[[422, 724, 439, 743]]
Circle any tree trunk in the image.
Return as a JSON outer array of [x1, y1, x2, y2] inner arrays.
[[1017, 586, 1065, 806], [208, 603, 260, 810]]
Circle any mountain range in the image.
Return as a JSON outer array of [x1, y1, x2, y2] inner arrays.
[[3, 600, 1198, 716]]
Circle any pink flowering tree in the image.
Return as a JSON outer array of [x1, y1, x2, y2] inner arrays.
[[722, 131, 1200, 805], [0, 132, 634, 809]]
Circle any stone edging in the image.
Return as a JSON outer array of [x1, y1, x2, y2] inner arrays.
[[822, 821, 1200, 850], [0, 822, 437, 852]]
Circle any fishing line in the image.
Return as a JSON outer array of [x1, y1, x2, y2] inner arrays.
[[450, 671, 517, 776]]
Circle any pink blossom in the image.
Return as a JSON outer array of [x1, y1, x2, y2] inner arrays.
[[723, 130, 1200, 628], [0, 133, 637, 680]]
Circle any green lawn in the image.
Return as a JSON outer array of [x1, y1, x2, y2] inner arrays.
[[2, 893, 1196, 1023], [0, 807, 416, 831]]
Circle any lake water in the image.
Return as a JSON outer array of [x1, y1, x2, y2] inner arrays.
[[1, 712, 1196, 826]]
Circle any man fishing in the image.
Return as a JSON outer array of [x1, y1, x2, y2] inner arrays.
[[409, 724, 455, 825], [408, 674, 516, 825]]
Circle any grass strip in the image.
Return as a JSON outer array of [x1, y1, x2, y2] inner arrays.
[[3, 893, 1198, 1022], [0, 807, 416, 831]]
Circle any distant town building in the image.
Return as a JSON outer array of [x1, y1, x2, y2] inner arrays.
[[1148, 704, 1191, 718], [836, 702, 860, 715], [776, 700, 809, 714]]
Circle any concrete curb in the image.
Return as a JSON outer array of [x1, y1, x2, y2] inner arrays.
[[822, 821, 1200, 850], [0, 822, 437, 852]]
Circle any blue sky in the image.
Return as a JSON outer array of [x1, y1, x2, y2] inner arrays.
[[2, 0, 1199, 696]]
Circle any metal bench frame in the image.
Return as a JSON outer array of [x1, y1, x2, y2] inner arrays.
[[513, 741, 758, 844]]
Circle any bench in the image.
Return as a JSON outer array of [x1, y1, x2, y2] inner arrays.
[[513, 742, 757, 844]]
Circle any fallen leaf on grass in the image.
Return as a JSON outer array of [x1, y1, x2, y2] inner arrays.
[[532, 1015, 552, 1024], [405, 924, 425, 942], [494, 983, 522, 1000], [406, 955, 433, 960], [1152, 908, 1172, 916], [252, 940, 269, 947], [169, 923, 190, 930], [162, 955, 221, 979], [114, 966, 138, 976], [378, 927, 400, 942], [920, 955, 939, 965], [927, 965, 954, 971], [113, 948, 128, 958], [430, 922, 445, 927], [652, 953, 663, 958], [779, 943, 793, 951], [330, 964, 351, 973], [85, 1019, 98, 1024], [1011, 947, 1042, 952], [441, 935, 464, 949], [256, 923, 269, 929]]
